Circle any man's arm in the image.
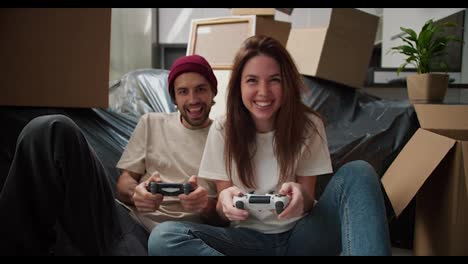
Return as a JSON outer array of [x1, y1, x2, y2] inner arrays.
[[180, 176, 230, 227], [116, 170, 143, 206]]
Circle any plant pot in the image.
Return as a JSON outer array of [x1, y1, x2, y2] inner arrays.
[[406, 73, 449, 104]]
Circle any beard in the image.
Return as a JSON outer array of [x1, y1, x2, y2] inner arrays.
[[179, 102, 212, 128]]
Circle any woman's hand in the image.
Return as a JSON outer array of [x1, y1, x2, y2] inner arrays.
[[218, 186, 249, 221], [277, 182, 311, 219]]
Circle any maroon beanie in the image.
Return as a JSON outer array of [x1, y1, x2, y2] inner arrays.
[[168, 55, 218, 103]]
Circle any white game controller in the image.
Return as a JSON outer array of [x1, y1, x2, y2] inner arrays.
[[233, 193, 289, 214]]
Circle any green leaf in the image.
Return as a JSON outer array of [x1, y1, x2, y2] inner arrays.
[[397, 62, 409, 75], [401, 36, 416, 49], [418, 28, 433, 50], [421, 19, 434, 33], [400, 27, 418, 42]]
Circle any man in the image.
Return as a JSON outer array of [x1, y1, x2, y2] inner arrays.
[[0, 55, 223, 255]]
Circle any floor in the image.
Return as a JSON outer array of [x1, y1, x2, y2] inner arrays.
[[392, 247, 413, 256]]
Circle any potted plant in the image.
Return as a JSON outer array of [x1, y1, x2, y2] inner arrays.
[[389, 19, 463, 103]]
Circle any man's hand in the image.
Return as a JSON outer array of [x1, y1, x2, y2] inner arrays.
[[179, 175, 208, 213], [133, 173, 163, 212]]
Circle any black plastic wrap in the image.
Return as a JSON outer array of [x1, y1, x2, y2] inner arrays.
[[302, 76, 418, 182]]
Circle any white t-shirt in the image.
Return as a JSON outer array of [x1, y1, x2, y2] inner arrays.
[[199, 113, 333, 234], [116, 112, 216, 232]]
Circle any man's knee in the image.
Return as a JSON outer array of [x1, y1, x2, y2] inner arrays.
[[30, 115, 77, 131], [20, 115, 80, 142]]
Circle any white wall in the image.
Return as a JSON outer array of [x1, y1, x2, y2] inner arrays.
[[110, 8, 152, 83], [158, 8, 231, 44]]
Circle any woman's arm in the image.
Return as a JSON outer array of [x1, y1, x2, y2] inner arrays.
[[215, 180, 233, 221], [296, 175, 317, 213]]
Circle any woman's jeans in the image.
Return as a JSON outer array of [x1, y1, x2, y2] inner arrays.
[[148, 160, 391, 256]]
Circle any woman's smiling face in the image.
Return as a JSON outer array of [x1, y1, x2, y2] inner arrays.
[[240, 54, 283, 133]]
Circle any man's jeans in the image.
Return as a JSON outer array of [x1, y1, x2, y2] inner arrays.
[[148, 160, 391, 256], [0, 115, 148, 255]]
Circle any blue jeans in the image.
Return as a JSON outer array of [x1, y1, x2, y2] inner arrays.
[[148, 160, 391, 256]]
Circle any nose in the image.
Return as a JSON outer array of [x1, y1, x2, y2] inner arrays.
[[188, 90, 200, 104], [258, 81, 270, 96]]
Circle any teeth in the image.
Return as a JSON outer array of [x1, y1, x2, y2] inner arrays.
[[255, 101, 272, 107], [188, 106, 202, 113]]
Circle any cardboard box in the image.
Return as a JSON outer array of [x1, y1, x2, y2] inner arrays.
[[230, 8, 294, 16], [187, 16, 291, 70], [381, 104, 468, 255], [0, 8, 111, 108], [286, 8, 379, 89]]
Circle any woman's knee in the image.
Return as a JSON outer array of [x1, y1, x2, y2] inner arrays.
[[148, 221, 189, 256], [336, 160, 379, 187]]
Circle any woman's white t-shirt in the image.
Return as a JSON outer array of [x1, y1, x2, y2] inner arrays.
[[198, 113, 333, 234]]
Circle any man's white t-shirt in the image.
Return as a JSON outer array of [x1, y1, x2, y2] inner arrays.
[[116, 112, 216, 232], [199, 113, 333, 234]]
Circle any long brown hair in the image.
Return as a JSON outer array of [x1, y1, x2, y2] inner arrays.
[[224, 35, 322, 188]]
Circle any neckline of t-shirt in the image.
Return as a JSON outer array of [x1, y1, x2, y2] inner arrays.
[[175, 111, 212, 132], [256, 130, 275, 138]]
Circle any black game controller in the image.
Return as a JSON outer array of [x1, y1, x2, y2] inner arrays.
[[147, 182, 194, 196]]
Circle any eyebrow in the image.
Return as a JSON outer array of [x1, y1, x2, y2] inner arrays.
[[243, 74, 281, 79], [243, 74, 257, 79], [175, 82, 208, 90]]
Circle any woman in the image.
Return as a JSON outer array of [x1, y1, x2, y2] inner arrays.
[[148, 35, 391, 256]]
